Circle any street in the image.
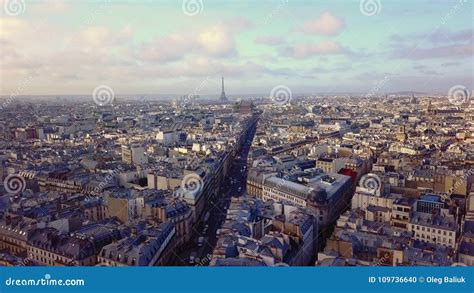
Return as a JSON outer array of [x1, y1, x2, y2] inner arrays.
[[175, 120, 257, 266]]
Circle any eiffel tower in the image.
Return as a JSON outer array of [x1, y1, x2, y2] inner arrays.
[[220, 76, 228, 102]]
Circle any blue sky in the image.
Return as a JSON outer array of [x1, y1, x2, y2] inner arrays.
[[0, 0, 472, 96]]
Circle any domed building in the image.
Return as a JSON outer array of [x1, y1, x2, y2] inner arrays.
[[258, 168, 353, 226]]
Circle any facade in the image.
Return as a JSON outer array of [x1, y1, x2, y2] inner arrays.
[[107, 192, 145, 224], [27, 228, 96, 266], [97, 222, 176, 266], [0, 215, 37, 257], [121, 144, 147, 165]]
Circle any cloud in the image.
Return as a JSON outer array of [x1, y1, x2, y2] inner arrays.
[[413, 65, 426, 70], [75, 26, 133, 48], [388, 28, 473, 59], [413, 65, 441, 76], [392, 43, 473, 59], [440, 61, 460, 67], [137, 32, 195, 62], [282, 40, 347, 58], [391, 29, 473, 45], [255, 36, 286, 46], [0, 18, 27, 39], [198, 26, 237, 57], [135, 20, 249, 63], [427, 28, 473, 44], [298, 11, 345, 35]]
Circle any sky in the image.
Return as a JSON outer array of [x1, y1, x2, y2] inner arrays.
[[0, 0, 472, 97]]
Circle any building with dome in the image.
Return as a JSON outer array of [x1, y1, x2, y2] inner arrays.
[[256, 168, 353, 227]]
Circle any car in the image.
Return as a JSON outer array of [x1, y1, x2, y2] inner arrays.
[[198, 236, 204, 247]]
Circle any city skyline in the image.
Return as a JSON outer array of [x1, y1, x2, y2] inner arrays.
[[1, 0, 472, 96]]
